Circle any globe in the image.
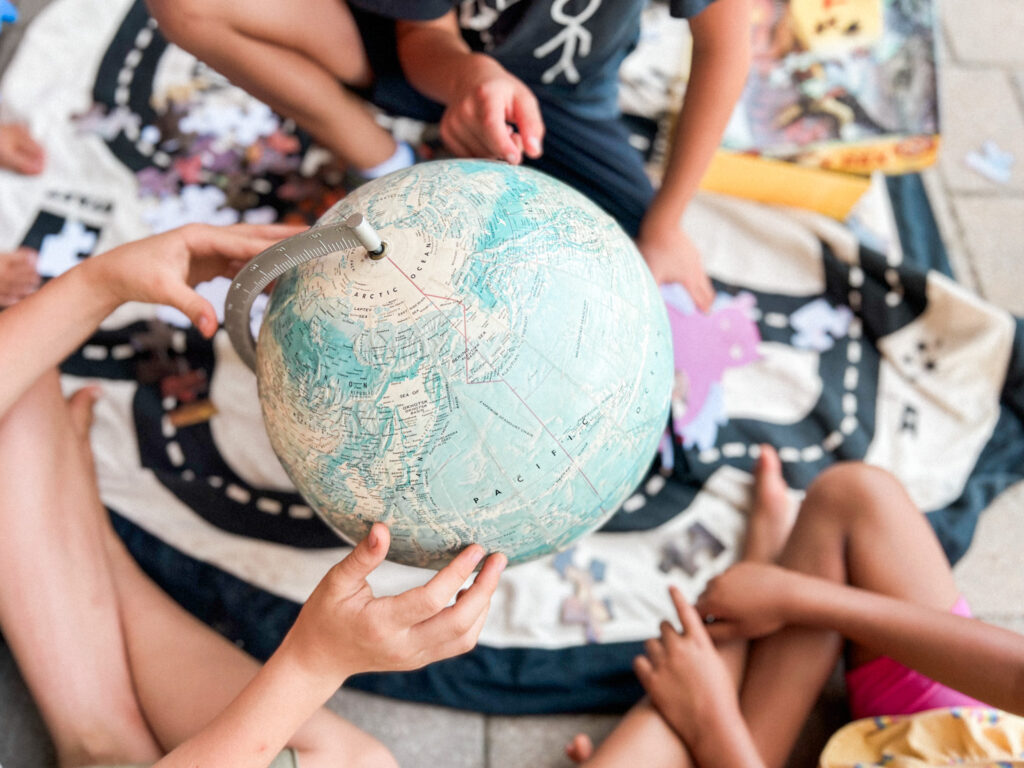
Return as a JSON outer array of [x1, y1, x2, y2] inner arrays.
[[256, 159, 673, 568]]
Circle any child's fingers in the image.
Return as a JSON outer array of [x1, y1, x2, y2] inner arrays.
[[445, 117, 494, 160], [509, 130, 524, 157], [392, 544, 488, 624], [670, 585, 709, 643], [644, 637, 666, 667], [703, 619, 742, 643], [686, 272, 715, 313], [3, 254, 40, 287], [13, 246, 39, 268], [659, 619, 679, 645], [633, 654, 654, 685], [411, 552, 506, 644], [510, 92, 544, 158], [163, 283, 218, 337], [481, 109, 520, 164], [228, 223, 307, 239], [694, 591, 711, 617], [182, 223, 304, 262], [8, 276, 40, 295], [439, 119, 473, 159], [0, 125, 45, 175], [423, 592, 494, 662], [12, 138, 45, 175], [0, 247, 37, 277]]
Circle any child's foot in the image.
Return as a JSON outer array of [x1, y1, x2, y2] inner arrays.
[[565, 733, 593, 764], [0, 123, 45, 175], [742, 445, 796, 563], [66, 386, 103, 477]]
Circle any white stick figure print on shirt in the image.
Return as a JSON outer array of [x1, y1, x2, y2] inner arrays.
[[533, 0, 603, 84]]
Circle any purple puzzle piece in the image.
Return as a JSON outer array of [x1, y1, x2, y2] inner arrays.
[[664, 290, 761, 446]]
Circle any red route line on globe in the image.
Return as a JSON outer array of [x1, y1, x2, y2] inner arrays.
[[386, 256, 605, 509]]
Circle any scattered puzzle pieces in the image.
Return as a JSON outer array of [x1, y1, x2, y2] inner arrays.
[[131, 320, 188, 384], [160, 368, 209, 404], [179, 99, 279, 146], [965, 140, 1014, 185], [136, 166, 179, 198], [791, 298, 853, 352], [659, 521, 726, 577], [169, 399, 218, 428], [37, 219, 98, 277], [143, 184, 240, 233], [664, 289, 761, 451], [679, 382, 727, 452], [554, 548, 613, 644], [73, 104, 142, 141]]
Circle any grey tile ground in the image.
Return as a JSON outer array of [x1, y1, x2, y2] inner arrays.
[[954, 481, 1024, 618], [326, 689, 485, 768], [920, 168, 977, 290], [0, 638, 55, 768], [487, 714, 617, 768], [949, 196, 1024, 314], [940, 0, 1024, 67], [936, 67, 1024, 194]]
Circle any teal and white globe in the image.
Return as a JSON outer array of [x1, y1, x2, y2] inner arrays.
[[257, 159, 673, 568]]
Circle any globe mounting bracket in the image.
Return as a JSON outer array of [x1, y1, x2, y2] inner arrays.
[[224, 213, 384, 372]]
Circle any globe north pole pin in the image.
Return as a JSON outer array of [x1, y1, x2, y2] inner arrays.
[[224, 213, 385, 371]]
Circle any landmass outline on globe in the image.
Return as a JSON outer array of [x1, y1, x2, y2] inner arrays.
[[251, 159, 673, 569]]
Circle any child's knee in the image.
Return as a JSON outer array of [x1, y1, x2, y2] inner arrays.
[[146, 0, 215, 43], [804, 462, 909, 528]]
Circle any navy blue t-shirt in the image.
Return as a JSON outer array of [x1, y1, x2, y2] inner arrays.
[[349, 0, 717, 120]]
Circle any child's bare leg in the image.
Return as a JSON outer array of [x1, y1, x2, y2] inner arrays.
[[567, 446, 797, 767], [0, 371, 162, 767], [739, 462, 960, 768], [717, 445, 795, 684], [567, 699, 691, 768], [146, 0, 397, 170]]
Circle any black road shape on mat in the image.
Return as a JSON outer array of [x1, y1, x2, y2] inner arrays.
[[64, 323, 343, 548]]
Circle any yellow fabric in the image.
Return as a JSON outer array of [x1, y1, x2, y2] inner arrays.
[[820, 707, 1024, 767], [698, 151, 870, 220]]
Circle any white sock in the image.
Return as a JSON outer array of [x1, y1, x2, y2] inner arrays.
[[360, 141, 415, 179]]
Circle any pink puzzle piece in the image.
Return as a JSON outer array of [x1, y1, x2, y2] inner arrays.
[[663, 288, 761, 450]]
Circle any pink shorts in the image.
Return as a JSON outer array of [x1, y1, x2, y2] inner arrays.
[[844, 596, 989, 721]]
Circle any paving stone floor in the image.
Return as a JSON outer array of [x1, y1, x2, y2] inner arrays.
[[1, 0, 1022, 765]]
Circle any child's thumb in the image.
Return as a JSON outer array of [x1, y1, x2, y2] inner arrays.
[[332, 523, 390, 585], [170, 286, 218, 337]]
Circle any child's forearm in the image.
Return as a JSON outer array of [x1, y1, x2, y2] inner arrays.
[[788, 573, 1024, 715], [154, 646, 343, 768], [646, 0, 751, 227], [396, 15, 482, 105], [0, 258, 117, 417]]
